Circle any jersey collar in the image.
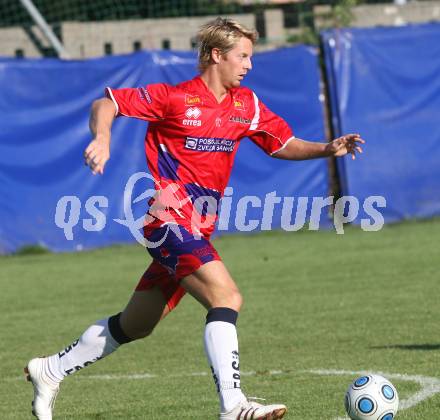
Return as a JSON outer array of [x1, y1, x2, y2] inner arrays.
[[193, 75, 234, 107]]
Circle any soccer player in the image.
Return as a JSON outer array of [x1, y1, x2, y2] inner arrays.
[[26, 17, 364, 420]]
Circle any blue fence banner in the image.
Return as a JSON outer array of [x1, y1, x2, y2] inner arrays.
[[0, 46, 327, 253], [322, 23, 440, 223]]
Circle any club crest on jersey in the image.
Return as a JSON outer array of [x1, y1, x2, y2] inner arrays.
[[183, 107, 202, 126], [185, 94, 203, 106], [233, 98, 246, 111]]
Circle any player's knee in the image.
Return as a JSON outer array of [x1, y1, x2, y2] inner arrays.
[[111, 312, 156, 342], [227, 289, 243, 312], [120, 321, 157, 341], [209, 289, 242, 311], [127, 327, 154, 340]]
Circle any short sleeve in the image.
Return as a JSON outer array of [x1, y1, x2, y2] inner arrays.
[[105, 83, 170, 121], [245, 92, 294, 156]]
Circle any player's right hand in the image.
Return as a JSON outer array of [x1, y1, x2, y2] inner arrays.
[[84, 136, 110, 175]]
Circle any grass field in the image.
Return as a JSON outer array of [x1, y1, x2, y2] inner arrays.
[[1, 218, 440, 419]]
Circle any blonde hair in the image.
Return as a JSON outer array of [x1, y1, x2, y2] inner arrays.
[[197, 17, 258, 72]]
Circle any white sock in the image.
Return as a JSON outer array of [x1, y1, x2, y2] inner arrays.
[[45, 317, 121, 383], [204, 308, 246, 413]]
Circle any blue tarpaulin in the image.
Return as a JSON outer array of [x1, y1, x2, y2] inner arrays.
[[0, 46, 327, 253], [322, 23, 440, 222]]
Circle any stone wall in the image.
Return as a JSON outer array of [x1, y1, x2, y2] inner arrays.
[[1, 2, 440, 59], [314, 1, 440, 29]]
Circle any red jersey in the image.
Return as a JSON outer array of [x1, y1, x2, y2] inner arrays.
[[106, 76, 294, 238]]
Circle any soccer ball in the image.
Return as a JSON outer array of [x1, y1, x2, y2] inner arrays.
[[344, 374, 399, 420]]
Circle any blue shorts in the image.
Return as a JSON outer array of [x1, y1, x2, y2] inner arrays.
[[136, 225, 221, 310]]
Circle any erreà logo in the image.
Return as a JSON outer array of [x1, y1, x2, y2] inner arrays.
[[185, 94, 202, 106], [185, 107, 201, 119]]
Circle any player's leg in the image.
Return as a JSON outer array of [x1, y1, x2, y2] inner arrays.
[[181, 261, 287, 419], [144, 224, 285, 418], [50, 287, 170, 377], [181, 260, 242, 310], [181, 260, 245, 411], [25, 261, 181, 420], [27, 286, 169, 380], [119, 287, 171, 339]]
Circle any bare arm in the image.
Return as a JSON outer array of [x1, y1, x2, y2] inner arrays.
[[84, 97, 117, 175], [273, 133, 365, 161]]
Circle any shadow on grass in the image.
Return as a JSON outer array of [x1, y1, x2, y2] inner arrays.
[[371, 343, 440, 351], [14, 245, 51, 256]]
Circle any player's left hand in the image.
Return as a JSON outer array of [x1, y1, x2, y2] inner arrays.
[[326, 133, 365, 160]]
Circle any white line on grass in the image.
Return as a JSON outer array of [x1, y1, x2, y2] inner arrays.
[[13, 367, 440, 416], [76, 369, 284, 381], [11, 369, 284, 381], [308, 369, 440, 420]]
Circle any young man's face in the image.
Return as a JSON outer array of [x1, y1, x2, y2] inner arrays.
[[218, 36, 253, 89]]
